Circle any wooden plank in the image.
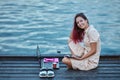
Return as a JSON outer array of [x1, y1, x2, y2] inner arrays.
[[0, 77, 119, 80], [0, 60, 38, 64], [0, 67, 119, 74]]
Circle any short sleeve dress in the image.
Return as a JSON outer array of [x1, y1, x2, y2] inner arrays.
[[70, 25, 101, 70]]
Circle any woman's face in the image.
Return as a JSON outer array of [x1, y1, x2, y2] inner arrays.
[[76, 16, 88, 29]]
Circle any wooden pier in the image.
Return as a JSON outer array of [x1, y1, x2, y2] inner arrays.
[[0, 55, 120, 80]]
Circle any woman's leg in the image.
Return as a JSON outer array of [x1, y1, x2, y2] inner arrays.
[[62, 57, 73, 69], [68, 41, 84, 57]]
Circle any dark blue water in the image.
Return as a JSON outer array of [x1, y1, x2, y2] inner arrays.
[[0, 0, 120, 56]]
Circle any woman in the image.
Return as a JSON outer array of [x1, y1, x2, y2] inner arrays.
[[62, 13, 101, 70]]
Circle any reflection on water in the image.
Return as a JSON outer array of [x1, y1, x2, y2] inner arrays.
[[0, 0, 120, 56]]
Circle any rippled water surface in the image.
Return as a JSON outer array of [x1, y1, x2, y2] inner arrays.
[[0, 0, 120, 56]]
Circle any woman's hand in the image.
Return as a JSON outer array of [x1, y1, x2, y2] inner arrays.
[[71, 54, 84, 60]]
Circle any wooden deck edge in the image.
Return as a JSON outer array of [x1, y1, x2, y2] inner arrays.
[[0, 54, 120, 61], [0, 54, 64, 58], [0, 54, 120, 57]]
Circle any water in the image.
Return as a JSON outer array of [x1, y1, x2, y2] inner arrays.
[[0, 0, 120, 56]]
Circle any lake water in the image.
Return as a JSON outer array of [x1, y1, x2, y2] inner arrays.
[[0, 0, 120, 56]]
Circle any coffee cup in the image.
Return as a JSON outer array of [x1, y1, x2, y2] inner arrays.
[[53, 62, 57, 69]]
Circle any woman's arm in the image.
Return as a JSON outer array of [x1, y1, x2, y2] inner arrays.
[[68, 30, 75, 55], [68, 31, 73, 43], [72, 42, 97, 60]]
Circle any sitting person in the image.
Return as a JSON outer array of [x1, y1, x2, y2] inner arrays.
[[62, 13, 101, 70]]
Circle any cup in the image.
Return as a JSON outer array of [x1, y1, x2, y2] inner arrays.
[[53, 62, 57, 69]]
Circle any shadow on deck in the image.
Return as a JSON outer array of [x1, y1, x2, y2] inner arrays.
[[0, 55, 120, 80]]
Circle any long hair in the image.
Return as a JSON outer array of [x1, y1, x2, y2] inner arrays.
[[72, 13, 89, 43]]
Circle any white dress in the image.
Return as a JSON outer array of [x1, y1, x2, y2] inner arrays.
[[69, 25, 101, 70]]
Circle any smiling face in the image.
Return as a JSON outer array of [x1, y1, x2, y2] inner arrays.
[[76, 16, 88, 30]]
